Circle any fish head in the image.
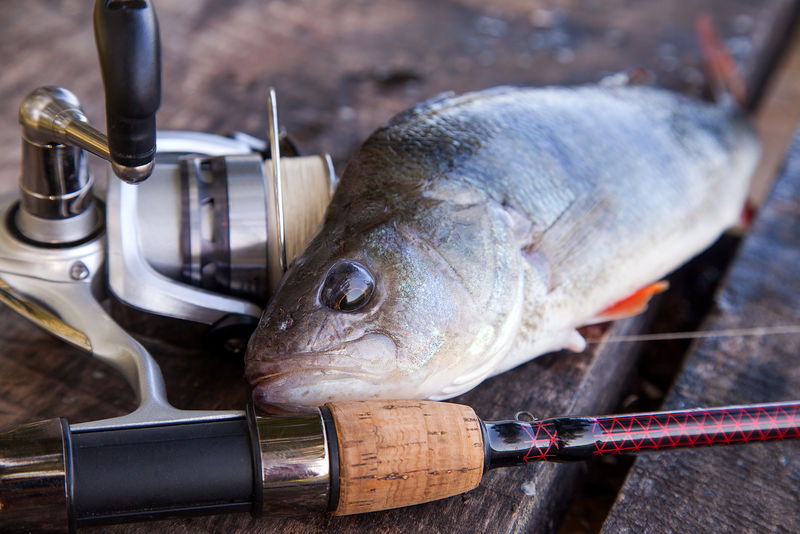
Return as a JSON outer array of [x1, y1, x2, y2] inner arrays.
[[245, 189, 523, 406]]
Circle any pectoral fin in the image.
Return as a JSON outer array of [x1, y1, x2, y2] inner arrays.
[[565, 329, 587, 353], [589, 281, 669, 324]]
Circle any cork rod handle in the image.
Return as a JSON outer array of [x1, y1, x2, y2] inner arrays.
[[325, 400, 485, 515]]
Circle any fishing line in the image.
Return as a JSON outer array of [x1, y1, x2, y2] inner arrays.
[[587, 325, 800, 344]]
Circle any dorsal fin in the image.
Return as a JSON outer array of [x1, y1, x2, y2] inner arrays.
[[695, 13, 747, 107]]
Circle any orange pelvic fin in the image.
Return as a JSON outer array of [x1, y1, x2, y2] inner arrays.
[[590, 280, 670, 324]]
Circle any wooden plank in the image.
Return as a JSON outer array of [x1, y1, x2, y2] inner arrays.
[[0, 1, 796, 532], [602, 131, 800, 533], [750, 16, 800, 207]]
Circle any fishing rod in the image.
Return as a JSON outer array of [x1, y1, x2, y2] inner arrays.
[[2, 399, 797, 530]]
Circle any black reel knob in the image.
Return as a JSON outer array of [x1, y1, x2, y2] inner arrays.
[[93, 0, 161, 183]]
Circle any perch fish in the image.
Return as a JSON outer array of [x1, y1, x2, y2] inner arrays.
[[245, 84, 759, 405]]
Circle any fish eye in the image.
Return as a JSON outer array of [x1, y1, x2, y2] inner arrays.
[[320, 260, 375, 312]]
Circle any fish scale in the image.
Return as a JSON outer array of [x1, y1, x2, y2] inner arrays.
[[246, 83, 759, 405]]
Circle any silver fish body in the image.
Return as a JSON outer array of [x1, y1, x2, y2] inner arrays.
[[245, 85, 759, 405]]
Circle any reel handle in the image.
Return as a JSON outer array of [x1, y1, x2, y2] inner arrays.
[[93, 0, 161, 183]]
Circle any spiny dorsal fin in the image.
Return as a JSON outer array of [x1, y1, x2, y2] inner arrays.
[[696, 13, 747, 107]]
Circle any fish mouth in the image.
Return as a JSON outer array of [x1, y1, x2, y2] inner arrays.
[[249, 360, 393, 406], [249, 357, 390, 384], [247, 332, 398, 405]]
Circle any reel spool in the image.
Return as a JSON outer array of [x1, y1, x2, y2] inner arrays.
[[176, 146, 334, 305]]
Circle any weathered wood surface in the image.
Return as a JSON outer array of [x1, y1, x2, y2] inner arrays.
[[601, 133, 800, 533], [0, 1, 796, 533]]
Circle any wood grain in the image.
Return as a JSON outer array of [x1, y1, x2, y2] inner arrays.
[[327, 400, 484, 515], [601, 131, 800, 533], [0, 1, 796, 533]]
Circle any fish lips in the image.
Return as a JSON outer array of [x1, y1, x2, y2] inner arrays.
[[247, 332, 400, 406]]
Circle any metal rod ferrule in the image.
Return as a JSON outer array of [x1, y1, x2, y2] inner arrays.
[[247, 404, 332, 515], [0, 418, 72, 533]]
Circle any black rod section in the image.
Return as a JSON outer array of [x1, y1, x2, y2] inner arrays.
[[483, 401, 800, 468]]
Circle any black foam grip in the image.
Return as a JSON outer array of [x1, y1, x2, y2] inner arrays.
[[70, 419, 254, 526], [93, 0, 161, 168]]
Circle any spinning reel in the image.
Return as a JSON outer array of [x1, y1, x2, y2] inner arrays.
[[1, 2, 335, 530]]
